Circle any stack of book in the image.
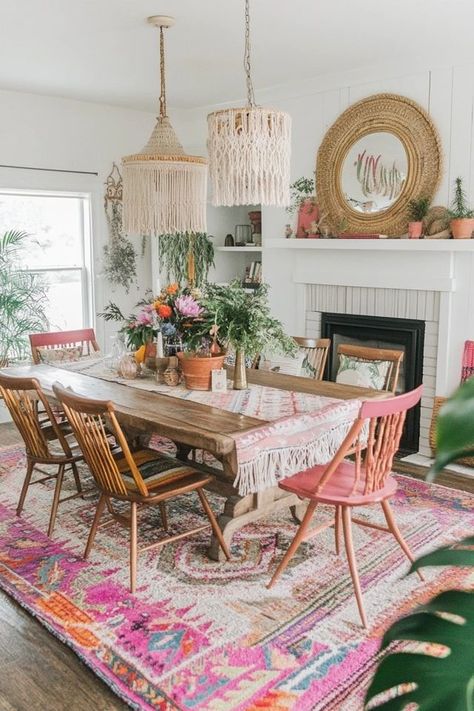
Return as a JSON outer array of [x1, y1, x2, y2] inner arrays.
[[243, 261, 262, 287]]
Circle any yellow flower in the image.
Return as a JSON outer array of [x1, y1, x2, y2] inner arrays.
[[166, 283, 179, 295]]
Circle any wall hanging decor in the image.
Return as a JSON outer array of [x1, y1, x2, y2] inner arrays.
[[122, 16, 207, 236], [159, 232, 215, 288], [103, 163, 137, 293], [207, 0, 291, 207]]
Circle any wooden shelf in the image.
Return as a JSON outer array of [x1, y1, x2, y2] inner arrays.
[[264, 238, 474, 252], [216, 246, 262, 252]]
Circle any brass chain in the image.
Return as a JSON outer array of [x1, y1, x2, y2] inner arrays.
[[159, 25, 167, 118], [244, 0, 256, 107]]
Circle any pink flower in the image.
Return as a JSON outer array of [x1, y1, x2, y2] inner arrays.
[[136, 309, 153, 326], [175, 295, 203, 318]]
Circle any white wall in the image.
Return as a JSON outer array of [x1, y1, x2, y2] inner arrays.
[[0, 88, 159, 350]]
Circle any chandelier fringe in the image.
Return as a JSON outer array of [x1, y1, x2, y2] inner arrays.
[[207, 107, 291, 207], [122, 160, 207, 236]]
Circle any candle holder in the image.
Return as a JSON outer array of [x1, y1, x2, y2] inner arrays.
[[155, 356, 170, 384]]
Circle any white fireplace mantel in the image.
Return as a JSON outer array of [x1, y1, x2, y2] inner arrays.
[[265, 238, 474, 251]]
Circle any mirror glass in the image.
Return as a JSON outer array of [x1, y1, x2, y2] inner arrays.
[[341, 132, 408, 214]]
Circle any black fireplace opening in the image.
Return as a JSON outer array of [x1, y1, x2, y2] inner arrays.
[[321, 312, 425, 454]]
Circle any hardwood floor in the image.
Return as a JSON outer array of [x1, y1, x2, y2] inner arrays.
[[0, 421, 472, 710]]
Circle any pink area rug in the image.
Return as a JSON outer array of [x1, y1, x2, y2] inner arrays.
[[0, 443, 472, 710]]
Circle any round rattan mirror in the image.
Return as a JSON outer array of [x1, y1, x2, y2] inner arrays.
[[316, 94, 442, 235]]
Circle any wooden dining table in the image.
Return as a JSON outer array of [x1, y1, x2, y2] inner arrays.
[[6, 363, 385, 559]]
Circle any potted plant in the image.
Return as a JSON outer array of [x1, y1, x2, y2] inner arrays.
[[448, 177, 474, 239], [192, 280, 297, 390], [407, 196, 431, 239], [0, 230, 49, 366], [365, 378, 474, 710]]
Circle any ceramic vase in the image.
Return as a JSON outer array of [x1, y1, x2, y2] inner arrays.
[[408, 221, 423, 239], [451, 218, 474, 239]]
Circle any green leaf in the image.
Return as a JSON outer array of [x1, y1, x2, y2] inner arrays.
[[366, 590, 474, 710], [409, 536, 474, 574], [429, 378, 474, 478]]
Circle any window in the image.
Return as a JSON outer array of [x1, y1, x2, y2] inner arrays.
[[0, 190, 93, 331]]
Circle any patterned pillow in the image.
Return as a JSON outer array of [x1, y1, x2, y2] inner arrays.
[[259, 352, 305, 376], [336, 354, 391, 390], [37, 346, 83, 364]]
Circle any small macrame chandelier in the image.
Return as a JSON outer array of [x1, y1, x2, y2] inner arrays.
[[122, 16, 207, 236], [207, 0, 291, 207]]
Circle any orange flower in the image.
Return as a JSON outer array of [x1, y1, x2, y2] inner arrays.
[[166, 283, 179, 295], [153, 300, 162, 311], [157, 304, 172, 319]]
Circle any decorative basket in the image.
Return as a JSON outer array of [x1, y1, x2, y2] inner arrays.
[[429, 396, 474, 467]]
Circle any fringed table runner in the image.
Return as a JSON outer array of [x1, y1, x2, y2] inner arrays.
[[57, 357, 361, 495]]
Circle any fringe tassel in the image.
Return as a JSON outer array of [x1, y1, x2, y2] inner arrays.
[[233, 420, 355, 496]]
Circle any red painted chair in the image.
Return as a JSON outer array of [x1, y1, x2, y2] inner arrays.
[[268, 385, 424, 628], [29, 329, 100, 364]]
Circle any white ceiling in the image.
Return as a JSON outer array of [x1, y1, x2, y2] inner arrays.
[[1, 0, 474, 111]]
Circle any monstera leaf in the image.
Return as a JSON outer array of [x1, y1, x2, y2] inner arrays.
[[365, 538, 474, 710], [429, 377, 474, 477]]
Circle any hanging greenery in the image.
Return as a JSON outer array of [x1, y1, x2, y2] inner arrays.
[[159, 232, 215, 287], [103, 163, 138, 293]]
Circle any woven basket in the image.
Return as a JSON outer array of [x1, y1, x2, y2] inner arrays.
[[429, 396, 474, 467]]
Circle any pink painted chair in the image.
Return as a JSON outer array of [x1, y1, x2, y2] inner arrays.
[[268, 385, 424, 628], [29, 328, 100, 364]]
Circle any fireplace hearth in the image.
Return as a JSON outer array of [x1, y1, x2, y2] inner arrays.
[[321, 312, 425, 454]]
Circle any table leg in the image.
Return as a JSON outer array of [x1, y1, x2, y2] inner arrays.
[[208, 486, 305, 561]]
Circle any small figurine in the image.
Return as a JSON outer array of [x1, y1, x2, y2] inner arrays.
[[285, 224, 293, 239]]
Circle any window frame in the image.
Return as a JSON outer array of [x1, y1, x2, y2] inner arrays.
[[0, 187, 95, 331]]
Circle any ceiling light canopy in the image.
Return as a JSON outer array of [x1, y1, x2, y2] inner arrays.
[[122, 16, 207, 237], [207, 0, 291, 207]]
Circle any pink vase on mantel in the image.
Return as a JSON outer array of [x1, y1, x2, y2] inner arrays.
[[296, 198, 319, 238], [408, 221, 423, 239]]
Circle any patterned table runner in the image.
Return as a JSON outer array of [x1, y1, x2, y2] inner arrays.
[[57, 356, 362, 495]]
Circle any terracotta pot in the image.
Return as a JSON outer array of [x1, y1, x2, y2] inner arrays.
[[177, 352, 226, 390], [408, 221, 423, 239], [296, 198, 319, 238], [451, 218, 474, 239]]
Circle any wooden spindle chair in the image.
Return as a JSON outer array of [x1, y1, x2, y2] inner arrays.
[[268, 385, 423, 628], [336, 344, 404, 394], [29, 328, 100, 364], [293, 337, 331, 380], [52, 384, 231, 593], [0, 372, 86, 536]]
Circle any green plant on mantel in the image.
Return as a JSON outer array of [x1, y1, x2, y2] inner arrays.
[[0, 230, 49, 365], [159, 232, 215, 288], [286, 176, 316, 215], [365, 378, 474, 711], [407, 196, 431, 222], [189, 280, 297, 358], [448, 177, 474, 219]]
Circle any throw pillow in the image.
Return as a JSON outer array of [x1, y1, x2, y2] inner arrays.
[[37, 346, 83, 364], [260, 351, 305, 376], [336, 354, 391, 390]]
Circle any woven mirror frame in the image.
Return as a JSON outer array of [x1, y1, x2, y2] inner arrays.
[[316, 93, 442, 236]]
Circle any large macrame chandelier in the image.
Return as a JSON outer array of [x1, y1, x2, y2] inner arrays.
[[207, 0, 291, 207], [122, 16, 207, 236]]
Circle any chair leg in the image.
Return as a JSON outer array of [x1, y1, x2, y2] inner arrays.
[[197, 488, 231, 561], [381, 500, 424, 582], [16, 460, 34, 516], [47, 464, 65, 537], [335, 505, 342, 555], [159, 502, 168, 532], [130, 502, 138, 594], [84, 494, 107, 559], [71, 462, 83, 496], [267, 500, 318, 589], [342, 506, 368, 629]]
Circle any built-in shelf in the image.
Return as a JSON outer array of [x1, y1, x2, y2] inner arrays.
[[216, 246, 262, 252], [264, 238, 474, 252]]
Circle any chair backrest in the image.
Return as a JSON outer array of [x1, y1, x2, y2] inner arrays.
[[316, 385, 423, 498], [294, 337, 331, 380], [336, 343, 404, 393], [29, 329, 100, 364], [52, 383, 149, 498], [0, 372, 72, 460]]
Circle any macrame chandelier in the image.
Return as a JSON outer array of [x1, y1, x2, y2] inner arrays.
[[122, 16, 207, 236], [207, 0, 291, 207]]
